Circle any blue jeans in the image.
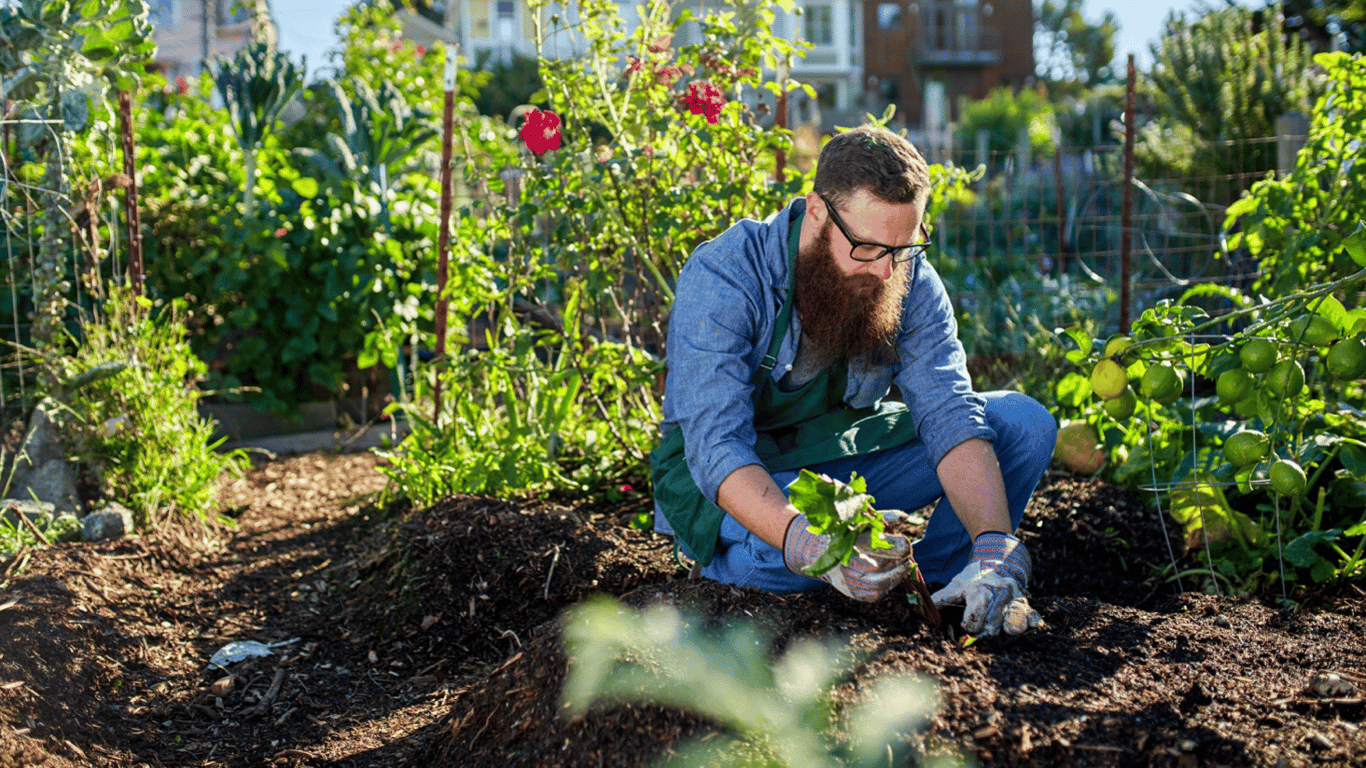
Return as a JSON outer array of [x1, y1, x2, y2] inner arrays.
[[656, 391, 1057, 591]]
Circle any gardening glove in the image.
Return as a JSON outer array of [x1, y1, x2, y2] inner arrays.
[[782, 513, 913, 602], [931, 532, 1043, 637]]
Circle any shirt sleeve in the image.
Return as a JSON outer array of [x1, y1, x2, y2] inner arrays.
[[663, 237, 774, 505], [893, 257, 994, 469]]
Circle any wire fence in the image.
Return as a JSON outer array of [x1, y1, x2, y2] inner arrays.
[[928, 128, 1307, 362], [0, 106, 1311, 426]]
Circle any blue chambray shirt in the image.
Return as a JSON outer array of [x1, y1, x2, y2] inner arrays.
[[659, 197, 995, 506]]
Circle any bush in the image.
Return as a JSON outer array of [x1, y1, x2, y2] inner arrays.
[[50, 289, 246, 530]]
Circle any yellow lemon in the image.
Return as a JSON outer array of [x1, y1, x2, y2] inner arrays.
[[1090, 359, 1129, 400]]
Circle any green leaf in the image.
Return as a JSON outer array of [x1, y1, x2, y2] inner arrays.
[[1055, 371, 1091, 408], [1059, 326, 1093, 363], [1284, 529, 1342, 568], [1344, 222, 1366, 268], [1340, 441, 1366, 479], [291, 176, 319, 198]]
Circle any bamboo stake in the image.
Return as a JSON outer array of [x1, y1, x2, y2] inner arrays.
[[433, 46, 457, 427], [1120, 55, 1136, 333]]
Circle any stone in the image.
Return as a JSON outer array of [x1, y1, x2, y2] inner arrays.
[[1, 498, 56, 527], [83, 502, 134, 542], [16, 460, 81, 517]]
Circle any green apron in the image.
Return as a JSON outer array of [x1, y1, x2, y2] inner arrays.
[[650, 213, 920, 566]]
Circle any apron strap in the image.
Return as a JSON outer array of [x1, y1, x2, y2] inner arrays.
[[758, 211, 803, 379]]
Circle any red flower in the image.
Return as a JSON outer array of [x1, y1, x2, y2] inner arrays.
[[625, 56, 644, 76], [683, 80, 727, 124], [389, 39, 403, 52], [415, 44, 426, 57], [518, 108, 562, 156], [174, 75, 189, 94]]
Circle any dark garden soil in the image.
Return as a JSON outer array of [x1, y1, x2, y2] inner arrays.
[[0, 449, 1363, 767]]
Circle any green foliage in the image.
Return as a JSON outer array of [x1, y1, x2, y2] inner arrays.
[[210, 39, 304, 217], [955, 86, 1056, 168], [383, 0, 812, 501], [0, 0, 156, 379], [49, 289, 246, 529], [1223, 52, 1366, 297], [1056, 264, 1366, 595], [562, 595, 962, 768], [1141, 5, 1317, 201], [470, 51, 545, 119], [1034, 0, 1120, 89], [786, 470, 891, 576]]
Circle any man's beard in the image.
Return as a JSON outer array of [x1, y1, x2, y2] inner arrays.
[[793, 220, 909, 365]]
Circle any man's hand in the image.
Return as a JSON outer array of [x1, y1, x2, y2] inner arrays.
[[783, 514, 912, 602], [930, 532, 1043, 636]]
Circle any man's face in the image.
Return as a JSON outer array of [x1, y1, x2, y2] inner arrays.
[[795, 191, 923, 363]]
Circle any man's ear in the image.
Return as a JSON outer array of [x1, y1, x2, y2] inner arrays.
[[805, 191, 825, 223]]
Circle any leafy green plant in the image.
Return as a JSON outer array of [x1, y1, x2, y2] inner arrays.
[[210, 38, 304, 218], [1057, 266, 1366, 596], [1141, 5, 1317, 204], [0, 0, 156, 380], [562, 595, 964, 768], [47, 288, 246, 529], [786, 470, 892, 577]]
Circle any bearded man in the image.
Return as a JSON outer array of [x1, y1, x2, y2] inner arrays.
[[649, 126, 1057, 637]]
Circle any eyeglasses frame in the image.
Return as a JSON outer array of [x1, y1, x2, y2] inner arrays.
[[816, 191, 931, 264]]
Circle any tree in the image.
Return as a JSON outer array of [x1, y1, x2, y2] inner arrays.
[[1034, 0, 1119, 91], [1140, 4, 1317, 203], [1281, 0, 1366, 54]]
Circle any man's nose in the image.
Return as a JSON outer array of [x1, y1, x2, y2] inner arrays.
[[872, 254, 894, 281]]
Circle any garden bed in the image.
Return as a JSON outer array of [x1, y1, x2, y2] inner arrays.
[[0, 451, 1362, 767]]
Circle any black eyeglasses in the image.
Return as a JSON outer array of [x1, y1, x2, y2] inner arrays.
[[817, 192, 931, 264]]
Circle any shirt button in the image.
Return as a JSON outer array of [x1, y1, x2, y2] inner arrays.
[[784, 364, 793, 371]]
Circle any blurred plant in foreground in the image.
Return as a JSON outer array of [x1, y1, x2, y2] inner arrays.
[[562, 595, 969, 768]]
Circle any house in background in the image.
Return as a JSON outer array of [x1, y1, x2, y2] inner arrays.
[[399, 0, 538, 66], [862, 0, 1035, 134], [148, 0, 262, 80], [389, 0, 1032, 148]]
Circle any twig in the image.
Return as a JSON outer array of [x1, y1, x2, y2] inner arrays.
[[907, 564, 943, 631], [16, 512, 50, 547], [2, 547, 29, 578], [248, 668, 286, 717], [543, 544, 560, 601]]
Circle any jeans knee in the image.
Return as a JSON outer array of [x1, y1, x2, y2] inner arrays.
[[986, 391, 1057, 465]]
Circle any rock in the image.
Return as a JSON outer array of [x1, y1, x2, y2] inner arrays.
[[16, 460, 81, 517], [1, 499, 56, 527], [83, 502, 134, 542], [18, 400, 67, 466], [5, 400, 81, 517]]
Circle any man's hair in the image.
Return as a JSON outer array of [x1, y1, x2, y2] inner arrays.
[[812, 126, 930, 210]]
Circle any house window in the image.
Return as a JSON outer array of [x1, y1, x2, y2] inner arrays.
[[804, 4, 833, 45], [148, 0, 178, 27], [217, 0, 252, 25], [877, 3, 901, 30]]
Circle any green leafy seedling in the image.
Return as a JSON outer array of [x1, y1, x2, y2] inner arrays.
[[786, 469, 892, 577]]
